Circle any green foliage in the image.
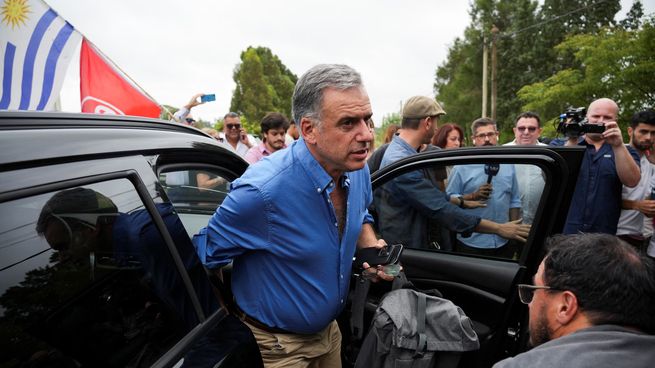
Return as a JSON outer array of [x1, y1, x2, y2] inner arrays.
[[435, 0, 624, 140], [230, 46, 297, 124], [519, 17, 655, 136]]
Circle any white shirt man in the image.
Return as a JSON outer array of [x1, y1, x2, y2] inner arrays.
[[504, 112, 546, 224]]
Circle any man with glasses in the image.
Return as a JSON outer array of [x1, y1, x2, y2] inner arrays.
[[503, 112, 546, 224], [494, 233, 655, 367], [218, 112, 254, 158], [446, 118, 522, 258]]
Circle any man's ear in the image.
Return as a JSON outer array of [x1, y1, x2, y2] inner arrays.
[[301, 117, 317, 144], [554, 291, 579, 326], [627, 126, 634, 136]]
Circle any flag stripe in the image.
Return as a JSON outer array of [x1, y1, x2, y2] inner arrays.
[[37, 22, 75, 110], [0, 43, 16, 109], [19, 9, 57, 110]]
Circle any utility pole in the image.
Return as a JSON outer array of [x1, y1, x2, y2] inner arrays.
[[490, 25, 499, 121], [481, 35, 488, 118]]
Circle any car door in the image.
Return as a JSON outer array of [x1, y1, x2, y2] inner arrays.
[[369, 145, 584, 367]]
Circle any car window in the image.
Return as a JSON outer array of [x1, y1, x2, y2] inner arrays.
[[0, 178, 220, 367], [160, 169, 232, 236], [372, 162, 545, 261]]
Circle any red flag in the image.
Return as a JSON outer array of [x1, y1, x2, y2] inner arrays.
[[80, 39, 160, 118]]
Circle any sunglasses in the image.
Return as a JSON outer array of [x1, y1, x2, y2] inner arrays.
[[185, 118, 196, 124], [517, 126, 538, 132], [517, 284, 562, 304], [226, 124, 241, 130]]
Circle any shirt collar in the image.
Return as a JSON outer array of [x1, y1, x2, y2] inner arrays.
[[293, 138, 338, 194], [392, 134, 419, 154]]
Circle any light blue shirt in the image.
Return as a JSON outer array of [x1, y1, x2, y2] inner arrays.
[[446, 164, 521, 249], [195, 139, 373, 334]]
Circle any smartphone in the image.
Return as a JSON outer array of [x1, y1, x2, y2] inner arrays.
[[200, 94, 216, 103], [354, 244, 403, 268]]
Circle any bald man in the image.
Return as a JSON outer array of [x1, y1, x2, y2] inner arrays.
[[563, 98, 641, 234]]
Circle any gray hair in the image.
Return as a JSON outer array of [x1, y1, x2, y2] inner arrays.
[[292, 64, 363, 125]]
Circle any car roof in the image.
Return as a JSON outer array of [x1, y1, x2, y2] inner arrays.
[[0, 111, 241, 170]]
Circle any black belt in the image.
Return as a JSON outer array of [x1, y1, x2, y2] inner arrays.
[[232, 303, 295, 335]]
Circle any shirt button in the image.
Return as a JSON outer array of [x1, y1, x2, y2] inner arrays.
[[340, 299, 344, 304], [334, 222, 338, 227], [340, 274, 343, 279], [317, 188, 321, 193]]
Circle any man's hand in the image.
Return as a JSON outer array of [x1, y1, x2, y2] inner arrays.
[[637, 199, 655, 217], [360, 239, 397, 282], [471, 183, 492, 200], [463, 200, 487, 209], [602, 121, 623, 147], [185, 93, 206, 109], [496, 219, 531, 243], [239, 128, 253, 147]]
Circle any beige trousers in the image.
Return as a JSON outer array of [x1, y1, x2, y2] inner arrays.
[[244, 319, 342, 368]]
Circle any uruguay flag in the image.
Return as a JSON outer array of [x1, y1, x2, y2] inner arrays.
[[0, 0, 81, 111]]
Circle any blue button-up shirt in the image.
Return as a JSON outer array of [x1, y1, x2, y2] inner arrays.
[[446, 163, 521, 249], [563, 141, 640, 234], [377, 135, 480, 249], [195, 139, 373, 334]]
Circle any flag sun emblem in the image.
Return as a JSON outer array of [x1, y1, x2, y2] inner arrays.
[[1, 0, 30, 29]]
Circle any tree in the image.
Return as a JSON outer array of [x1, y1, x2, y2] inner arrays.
[[518, 16, 655, 135], [230, 46, 297, 125]]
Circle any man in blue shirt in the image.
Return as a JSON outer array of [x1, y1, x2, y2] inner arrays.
[[378, 96, 530, 254], [562, 98, 641, 234], [446, 118, 522, 258], [196, 64, 392, 367]]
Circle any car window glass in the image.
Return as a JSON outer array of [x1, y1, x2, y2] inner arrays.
[[160, 169, 231, 236], [0, 179, 219, 367], [372, 162, 545, 261]]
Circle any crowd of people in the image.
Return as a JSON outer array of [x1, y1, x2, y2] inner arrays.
[[169, 64, 654, 367]]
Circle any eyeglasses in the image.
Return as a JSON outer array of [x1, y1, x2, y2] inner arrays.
[[517, 126, 538, 132], [517, 284, 561, 304], [474, 132, 498, 140], [226, 124, 241, 130], [185, 118, 196, 124]]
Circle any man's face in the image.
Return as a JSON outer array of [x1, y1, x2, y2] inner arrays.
[[264, 127, 287, 152], [223, 116, 241, 140], [302, 86, 373, 178], [629, 123, 655, 152], [586, 100, 618, 141], [528, 261, 555, 347], [473, 125, 498, 147], [513, 117, 542, 145]]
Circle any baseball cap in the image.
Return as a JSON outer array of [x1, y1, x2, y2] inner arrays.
[[402, 96, 446, 119]]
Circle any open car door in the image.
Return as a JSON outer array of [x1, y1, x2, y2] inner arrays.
[[366, 145, 584, 367]]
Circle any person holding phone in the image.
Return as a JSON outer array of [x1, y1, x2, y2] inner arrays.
[[171, 93, 209, 126], [218, 112, 254, 158]]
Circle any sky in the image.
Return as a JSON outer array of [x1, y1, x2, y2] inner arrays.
[[46, 0, 653, 123]]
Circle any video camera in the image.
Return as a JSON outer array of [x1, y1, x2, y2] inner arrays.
[[556, 107, 605, 138]]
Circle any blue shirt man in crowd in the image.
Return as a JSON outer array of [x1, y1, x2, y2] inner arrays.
[[195, 64, 393, 367], [447, 118, 522, 258], [378, 96, 530, 252], [562, 98, 640, 234]]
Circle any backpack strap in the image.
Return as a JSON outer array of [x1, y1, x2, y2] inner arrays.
[[350, 275, 371, 340], [414, 292, 428, 358]]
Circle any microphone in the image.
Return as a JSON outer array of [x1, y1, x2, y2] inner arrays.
[[485, 163, 500, 184]]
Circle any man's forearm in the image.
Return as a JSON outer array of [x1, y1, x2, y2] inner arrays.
[[509, 207, 520, 221], [357, 223, 379, 248], [614, 144, 640, 187]]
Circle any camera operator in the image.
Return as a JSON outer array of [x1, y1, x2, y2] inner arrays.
[[563, 98, 641, 235]]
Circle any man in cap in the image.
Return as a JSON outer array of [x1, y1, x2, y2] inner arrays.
[[376, 96, 529, 251]]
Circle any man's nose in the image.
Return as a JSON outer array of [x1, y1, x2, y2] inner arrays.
[[357, 120, 374, 141]]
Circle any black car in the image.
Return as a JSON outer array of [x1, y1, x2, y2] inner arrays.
[[0, 112, 584, 367]]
